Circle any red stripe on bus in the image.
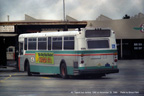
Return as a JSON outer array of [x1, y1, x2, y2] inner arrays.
[[54, 54, 80, 56], [25, 54, 80, 56]]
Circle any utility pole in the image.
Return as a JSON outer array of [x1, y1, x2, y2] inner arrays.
[[7, 15, 9, 21], [63, 0, 68, 31], [63, 0, 66, 21]]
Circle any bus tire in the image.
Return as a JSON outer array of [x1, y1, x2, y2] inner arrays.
[[26, 61, 32, 76], [60, 63, 68, 79]]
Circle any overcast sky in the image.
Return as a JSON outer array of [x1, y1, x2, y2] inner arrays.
[[0, 0, 144, 21]]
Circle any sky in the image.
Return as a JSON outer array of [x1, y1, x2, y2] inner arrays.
[[0, 0, 144, 21]]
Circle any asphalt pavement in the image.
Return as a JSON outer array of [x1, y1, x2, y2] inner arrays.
[[0, 60, 144, 96]]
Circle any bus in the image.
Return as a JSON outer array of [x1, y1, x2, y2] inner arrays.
[[18, 28, 119, 78]]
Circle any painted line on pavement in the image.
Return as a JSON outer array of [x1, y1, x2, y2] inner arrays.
[[0, 73, 17, 83], [41, 77, 50, 79]]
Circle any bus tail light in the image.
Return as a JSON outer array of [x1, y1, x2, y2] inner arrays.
[[114, 58, 118, 62], [114, 53, 118, 62], [81, 54, 84, 64]]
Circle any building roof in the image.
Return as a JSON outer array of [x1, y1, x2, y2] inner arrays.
[[131, 13, 144, 19], [0, 14, 87, 31], [87, 13, 144, 39], [66, 15, 77, 21], [96, 14, 112, 21]]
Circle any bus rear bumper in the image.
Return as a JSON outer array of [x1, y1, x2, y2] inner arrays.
[[74, 68, 119, 75]]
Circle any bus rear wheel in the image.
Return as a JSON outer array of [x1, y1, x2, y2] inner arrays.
[[60, 63, 68, 79]]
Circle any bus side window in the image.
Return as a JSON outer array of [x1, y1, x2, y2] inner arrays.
[[24, 38, 27, 50], [52, 37, 62, 50], [48, 37, 51, 50], [64, 36, 74, 50], [19, 42, 23, 55], [28, 38, 37, 50], [38, 37, 47, 50]]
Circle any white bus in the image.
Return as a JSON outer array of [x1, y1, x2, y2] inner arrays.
[[18, 28, 119, 78]]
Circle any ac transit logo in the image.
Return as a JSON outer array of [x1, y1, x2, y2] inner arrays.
[[134, 24, 144, 33]]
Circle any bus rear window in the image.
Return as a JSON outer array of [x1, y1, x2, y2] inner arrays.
[[85, 30, 110, 38], [87, 40, 109, 49]]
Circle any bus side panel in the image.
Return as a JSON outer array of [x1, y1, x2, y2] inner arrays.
[[67, 66, 74, 75], [25, 51, 77, 75], [30, 65, 60, 74], [62, 52, 78, 75], [25, 53, 60, 74], [26, 52, 61, 74], [18, 55, 25, 71]]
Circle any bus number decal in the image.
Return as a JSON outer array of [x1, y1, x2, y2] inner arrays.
[[35, 52, 54, 64], [112, 44, 116, 49], [31, 57, 35, 62]]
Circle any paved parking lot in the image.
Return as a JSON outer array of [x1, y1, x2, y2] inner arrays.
[[0, 60, 144, 96]]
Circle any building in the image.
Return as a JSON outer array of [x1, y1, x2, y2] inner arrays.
[[0, 13, 144, 66], [0, 14, 87, 67], [87, 13, 144, 59]]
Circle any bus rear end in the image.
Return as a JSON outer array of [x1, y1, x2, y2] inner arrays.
[[74, 28, 119, 76]]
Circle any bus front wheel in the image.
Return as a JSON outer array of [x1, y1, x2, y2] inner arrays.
[[26, 61, 32, 76], [60, 63, 68, 79]]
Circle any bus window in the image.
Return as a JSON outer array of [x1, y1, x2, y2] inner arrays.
[[87, 40, 109, 49], [52, 37, 62, 50], [85, 30, 110, 38], [64, 36, 74, 50], [48, 37, 51, 50], [24, 38, 27, 50], [28, 38, 37, 50], [19, 42, 23, 55], [38, 38, 47, 50]]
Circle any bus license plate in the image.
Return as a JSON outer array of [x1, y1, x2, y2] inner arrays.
[[91, 56, 101, 59]]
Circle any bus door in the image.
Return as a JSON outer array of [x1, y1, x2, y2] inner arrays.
[[18, 42, 24, 71]]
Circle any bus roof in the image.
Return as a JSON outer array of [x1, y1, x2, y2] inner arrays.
[[19, 31, 80, 38]]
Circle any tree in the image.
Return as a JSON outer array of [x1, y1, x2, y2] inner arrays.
[[123, 14, 130, 19]]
